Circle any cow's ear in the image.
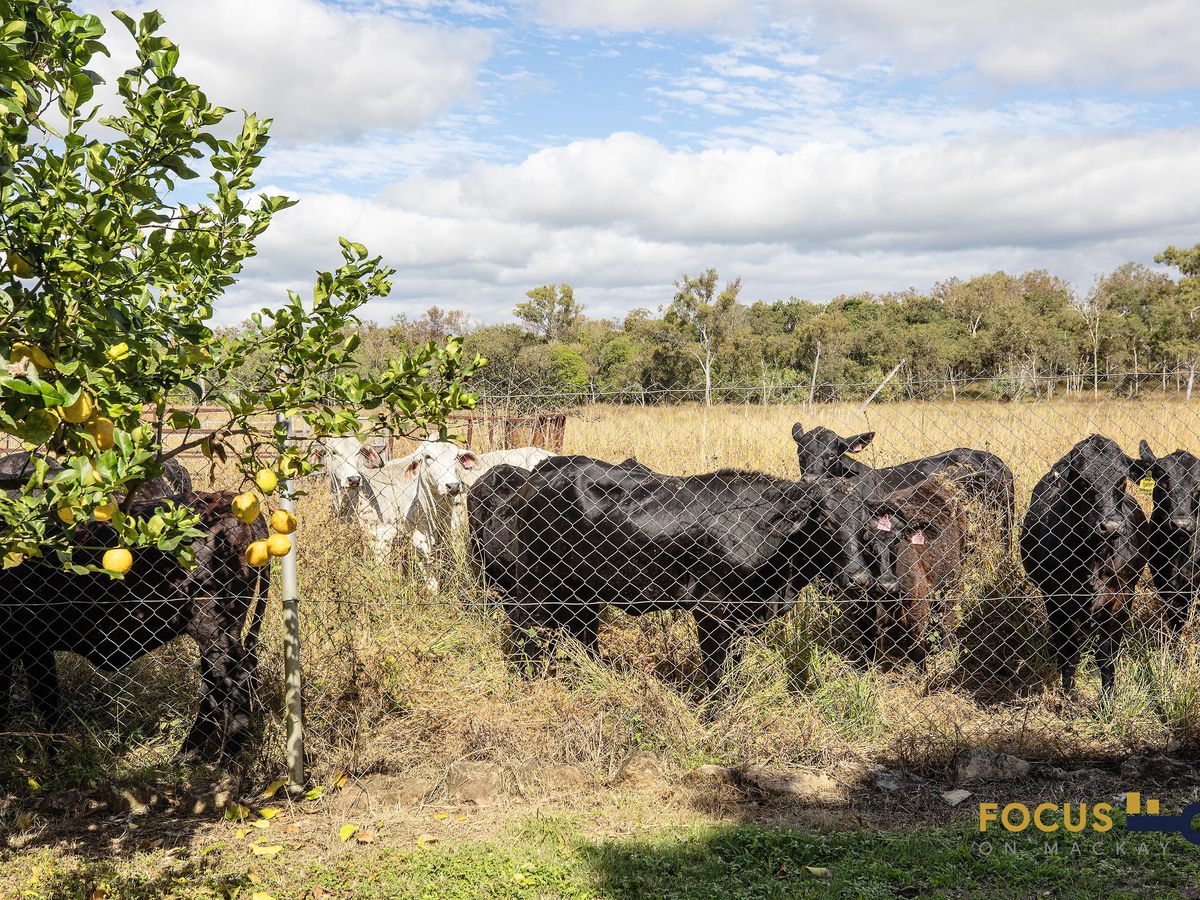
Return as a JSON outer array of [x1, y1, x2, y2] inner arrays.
[[402, 457, 421, 482], [458, 451, 479, 471], [1139, 440, 1156, 467], [1126, 452, 1152, 482], [309, 442, 327, 464], [791, 422, 805, 444], [360, 444, 384, 470], [844, 431, 874, 454]]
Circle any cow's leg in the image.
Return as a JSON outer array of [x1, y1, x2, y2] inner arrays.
[[1094, 598, 1129, 695], [1048, 594, 1083, 694], [694, 608, 736, 693], [24, 650, 62, 733], [411, 529, 439, 593], [181, 622, 256, 762]]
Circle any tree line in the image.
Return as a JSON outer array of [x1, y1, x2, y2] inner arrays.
[[237, 242, 1200, 406]]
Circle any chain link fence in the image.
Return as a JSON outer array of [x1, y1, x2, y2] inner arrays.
[[2, 374, 1198, 790]]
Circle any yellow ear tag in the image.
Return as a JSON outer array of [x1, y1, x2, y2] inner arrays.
[[1138, 477, 1155, 492]]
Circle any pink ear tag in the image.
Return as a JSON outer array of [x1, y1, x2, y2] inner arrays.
[[875, 515, 893, 532], [910, 531, 926, 545]]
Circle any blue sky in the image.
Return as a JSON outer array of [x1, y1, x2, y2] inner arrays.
[[87, 0, 1200, 325]]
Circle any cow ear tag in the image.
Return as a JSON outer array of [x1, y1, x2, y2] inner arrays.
[[910, 531, 926, 545], [1138, 477, 1155, 492], [875, 514, 893, 532]]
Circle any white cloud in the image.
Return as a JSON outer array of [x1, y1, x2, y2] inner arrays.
[[533, 0, 753, 32], [86, 0, 492, 141], [775, 0, 1200, 91], [216, 129, 1200, 325]]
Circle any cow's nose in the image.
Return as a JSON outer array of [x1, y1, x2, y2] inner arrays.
[[850, 569, 871, 588], [1099, 519, 1122, 535], [346, 475, 361, 487], [800, 474, 818, 485], [445, 481, 463, 495], [879, 576, 900, 594], [1171, 517, 1195, 532]]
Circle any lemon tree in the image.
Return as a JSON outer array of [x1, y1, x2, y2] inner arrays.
[[0, 1, 483, 573]]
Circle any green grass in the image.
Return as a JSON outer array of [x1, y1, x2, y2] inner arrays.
[[11, 815, 1200, 900]]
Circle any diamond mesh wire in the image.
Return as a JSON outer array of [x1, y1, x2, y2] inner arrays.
[[2, 374, 1198, 782]]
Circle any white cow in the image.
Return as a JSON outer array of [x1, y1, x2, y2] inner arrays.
[[360, 439, 555, 584], [310, 436, 386, 523]]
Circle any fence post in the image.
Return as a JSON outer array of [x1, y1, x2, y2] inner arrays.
[[277, 410, 305, 791]]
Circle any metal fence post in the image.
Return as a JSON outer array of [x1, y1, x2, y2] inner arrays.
[[277, 410, 305, 790]]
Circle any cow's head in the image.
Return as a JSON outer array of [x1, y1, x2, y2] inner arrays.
[[807, 477, 893, 592], [1139, 440, 1200, 533], [311, 437, 385, 495], [1053, 434, 1148, 536], [410, 439, 479, 499], [792, 424, 874, 483]]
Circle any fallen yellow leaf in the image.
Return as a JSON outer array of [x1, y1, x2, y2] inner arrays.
[[258, 808, 280, 820], [331, 771, 349, 789], [434, 811, 449, 821], [251, 893, 276, 900], [225, 803, 252, 822], [354, 830, 377, 844], [416, 833, 438, 848], [262, 779, 287, 800], [805, 866, 831, 878], [250, 844, 284, 858], [338, 824, 359, 842]]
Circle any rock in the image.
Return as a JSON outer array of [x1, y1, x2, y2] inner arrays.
[[31, 790, 94, 817], [1120, 751, 1191, 782], [614, 751, 667, 788], [687, 764, 736, 785], [739, 766, 842, 802], [524, 762, 587, 790], [956, 749, 1031, 784], [183, 774, 241, 817], [941, 788, 973, 807], [872, 769, 903, 793], [330, 774, 436, 813], [1030, 764, 1069, 780], [446, 762, 504, 805]]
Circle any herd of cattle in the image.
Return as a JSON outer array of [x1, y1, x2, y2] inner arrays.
[[0, 421, 1197, 760]]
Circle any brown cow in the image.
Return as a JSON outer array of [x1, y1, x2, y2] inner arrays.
[[857, 478, 967, 670]]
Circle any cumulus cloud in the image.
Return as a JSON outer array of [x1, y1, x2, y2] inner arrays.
[[85, 0, 492, 141], [775, 0, 1200, 91], [216, 129, 1200, 324]]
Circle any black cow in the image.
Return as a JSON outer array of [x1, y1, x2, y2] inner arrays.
[[1020, 435, 1149, 693], [468, 463, 531, 597], [508, 455, 890, 690], [0, 450, 191, 501], [1137, 440, 1200, 635], [790, 424, 1015, 544], [0, 490, 268, 760]]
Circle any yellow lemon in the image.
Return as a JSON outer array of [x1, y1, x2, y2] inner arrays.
[[61, 392, 93, 424], [57, 506, 75, 525], [9, 253, 35, 279], [255, 469, 278, 494], [86, 416, 115, 450], [266, 534, 292, 557], [270, 509, 297, 535], [231, 492, 260, 524], [93, 501, 117, 522], [11, 342, 52, 369], [244, 540, 271, 567], [84, 464, 103, 486], [103, 547, 133, 574], [105, 342, 130, 361]]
